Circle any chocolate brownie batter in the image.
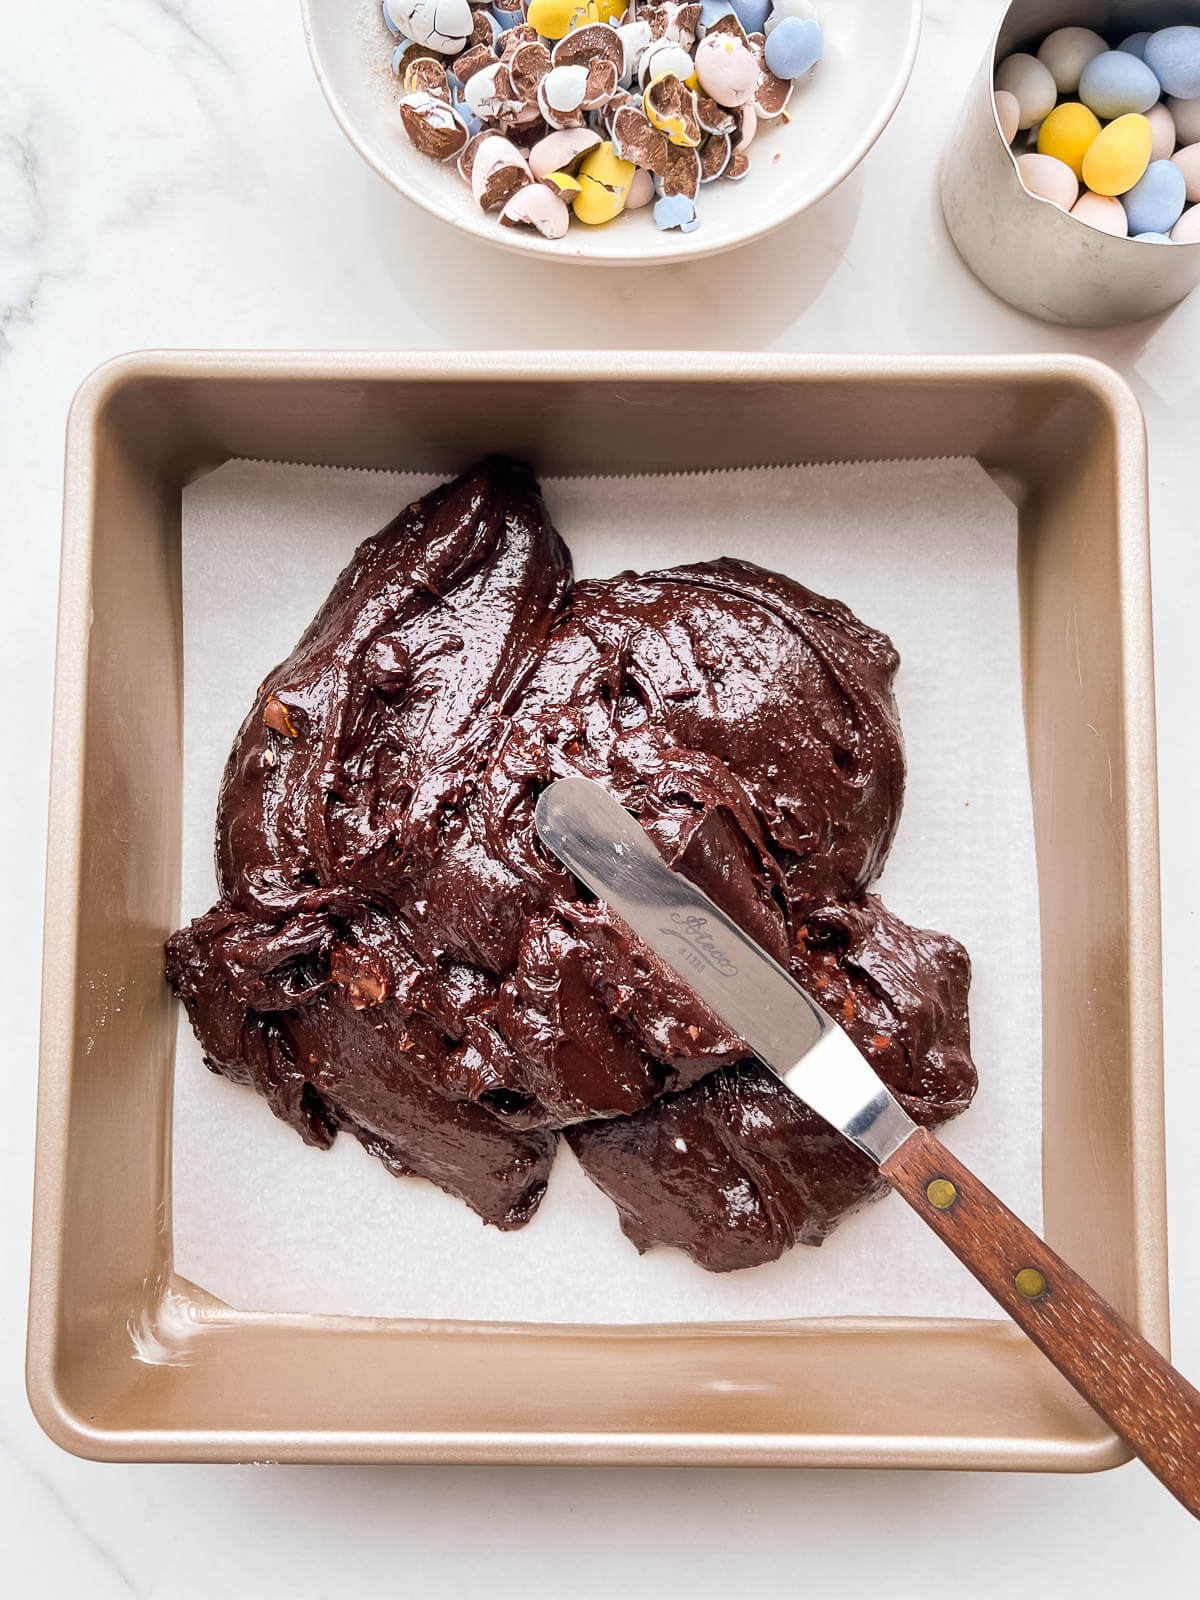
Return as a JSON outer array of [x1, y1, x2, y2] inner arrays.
[[167, 458, 976, 1269]]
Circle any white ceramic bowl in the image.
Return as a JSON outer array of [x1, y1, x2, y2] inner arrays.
[[301, 0, 922, 264]]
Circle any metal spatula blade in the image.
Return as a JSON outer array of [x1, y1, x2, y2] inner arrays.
[[534, 774, 914, 1161], [534, 775, 1200, 1520]]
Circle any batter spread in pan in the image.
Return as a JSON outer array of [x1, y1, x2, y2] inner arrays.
[[166, 458, 976, 1271]]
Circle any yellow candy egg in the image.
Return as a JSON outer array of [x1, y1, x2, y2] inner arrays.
[[1081, 112, 1153, 196], [526, 0, 621, 39], [1036, 102, 1101, 179], [543, 169, 583, 199], [644, 83, 702, 147], [573, 141, 635, 224]]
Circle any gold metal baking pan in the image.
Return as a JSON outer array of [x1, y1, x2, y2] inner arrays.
[[27, 352, 1164, 1466]]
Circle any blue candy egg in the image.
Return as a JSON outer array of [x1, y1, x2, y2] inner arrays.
[[653, 193, 700, 232], [1145, 27, 1200, 100], [699, 0, 736, 25], [1122, 158, 1188, 235], [729, 0, 771, 34], [764, 16, 823, 81], [1118, 32, 1151, 61], [382, 0, 402, 36], [1079, 51, 1161, 118], [491, 4, 523, 30], [1133, 232, 1172, 242]]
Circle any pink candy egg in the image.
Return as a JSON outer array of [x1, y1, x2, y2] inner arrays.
[[994, 88, 1020, 143], [1146, 103, 1177, 162], [1173, 142, 1200, 203], [1172, 202, 1200, 241], [1017, 151, 1079, 210], [1070, 190, 1129, 235], [694, 34, 759, 109]]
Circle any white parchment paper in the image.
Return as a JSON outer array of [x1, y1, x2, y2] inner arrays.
[[173, 458, 1041, 1323]]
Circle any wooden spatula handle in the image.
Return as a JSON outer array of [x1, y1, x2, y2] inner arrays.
[[881, 1126, 1200, 1519]]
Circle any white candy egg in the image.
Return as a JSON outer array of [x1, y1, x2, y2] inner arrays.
[[640, 41, 695, 87], [543, 64, 589, 114], [464, 61, 505, 119], [388, 0, 472, 54], [764, 0, 818, 37], [1036, 26, 1107, 93], [995, 53, 1058, 130], [616, 20, 652, 84]]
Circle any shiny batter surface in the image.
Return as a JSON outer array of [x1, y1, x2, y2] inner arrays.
[[166, 458, 977, 1270]]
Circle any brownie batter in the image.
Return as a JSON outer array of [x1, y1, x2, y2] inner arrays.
[[167, 458, 977, 1269]]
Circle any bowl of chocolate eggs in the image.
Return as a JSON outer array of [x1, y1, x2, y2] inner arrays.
[[942, 2, 1200, 325], [301, 0, 922, 262]]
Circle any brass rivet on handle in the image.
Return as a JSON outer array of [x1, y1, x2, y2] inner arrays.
[[1015, 1267, 1047, 1300], [926, 1178, 958, 1210]]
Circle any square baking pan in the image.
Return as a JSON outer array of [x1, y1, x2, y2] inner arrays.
[[28, 351, 1165, 1468]]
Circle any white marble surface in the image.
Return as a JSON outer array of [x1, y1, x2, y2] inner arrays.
[[2, 0, 1199, 1594]]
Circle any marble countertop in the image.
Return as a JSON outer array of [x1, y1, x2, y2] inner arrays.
[[3, 1, 1198, 1594]]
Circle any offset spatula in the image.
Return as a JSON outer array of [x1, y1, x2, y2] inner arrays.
[[535, 776, 1200, 1518]]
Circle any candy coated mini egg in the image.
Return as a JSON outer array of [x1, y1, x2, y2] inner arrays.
[[1169, 94, 1200, 145], [1070, 191, 1128, 236], [1122, 159, 1187, 236], [470, 135, 533, 208], [1119, 32, 1152, 61], [464, 61, 502, 117], [994, 53, 1057, 130], [994, 89, 1020, 144], [1037, 103, 1100, 179], [1145, 26, 1200, 100], [526, 0, 596, 41], [626, 167, 655, 209], [1133, 232, 1171, 241], [388, 0, 472, 53], [644, 43, 696, 84], [1171, 204, 1200, 242], [542, 169, 583, 197], [573, 141, 635, 223], [1037, 26, 1106, 94], [764, 17, 822, 81], [529, 127, 600, 180], [764, 0, 818, 36], [1146, 103, 1177, 162], [1016, 152, 1078, 211], [500, 183, 571, 238], [1173, 143, 1200, 203], [644, 76, 702, 146], [525, 0, 572, 37], [1079, 51, 1160, 119], [729, 0, 771, 35], [543, 64, 589, 114], [1081, 113, 1153, 196], [695, 33, 760, 107]]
